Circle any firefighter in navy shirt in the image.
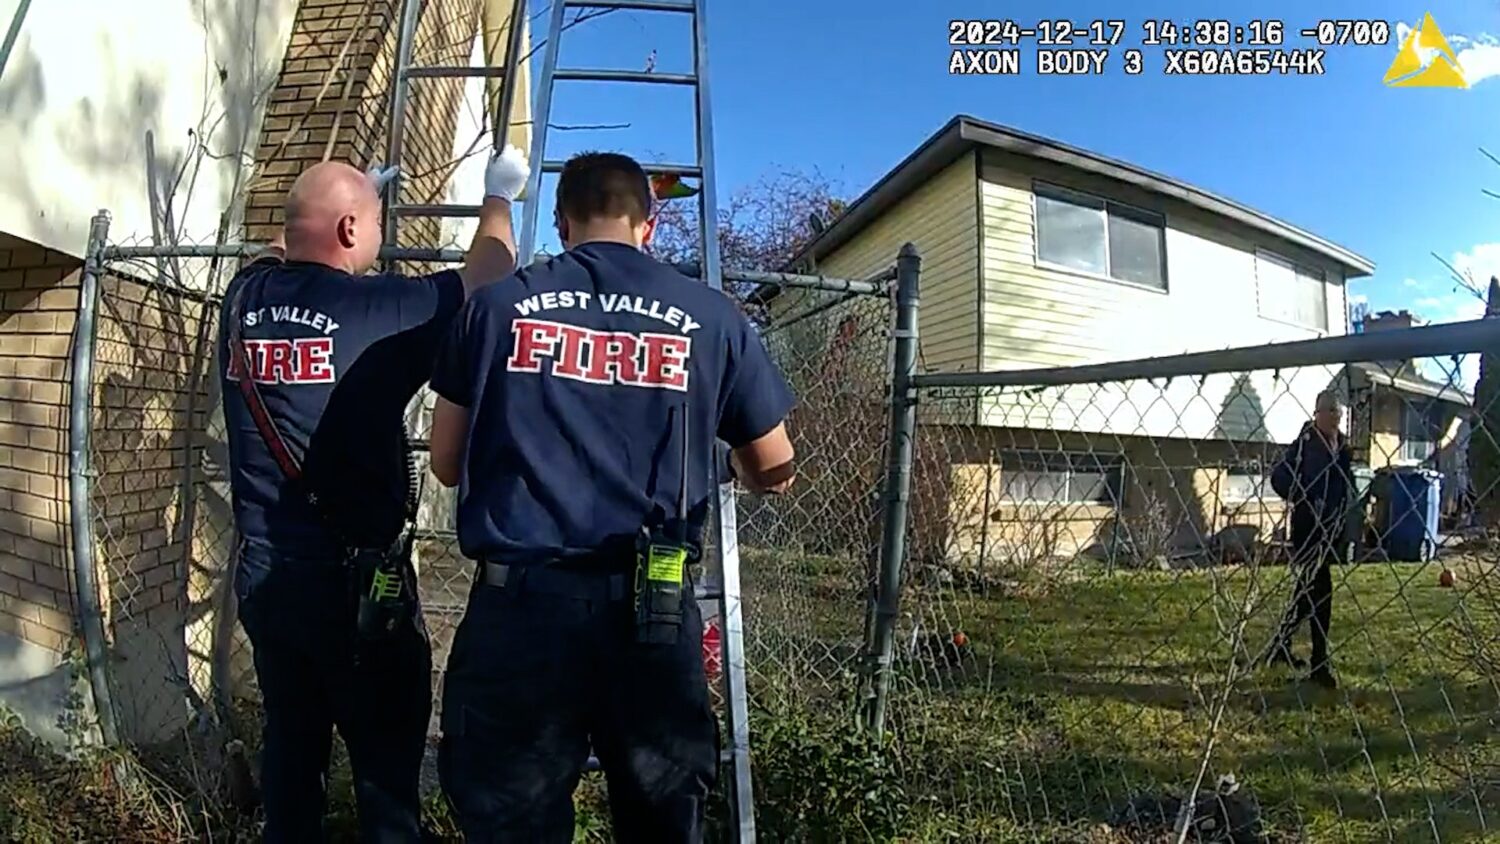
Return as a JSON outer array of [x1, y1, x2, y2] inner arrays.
[[428, 152, 798, 842], [218, 147, 529, 842]]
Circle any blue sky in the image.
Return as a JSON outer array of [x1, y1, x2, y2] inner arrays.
[[524, 0, 1500, 330]]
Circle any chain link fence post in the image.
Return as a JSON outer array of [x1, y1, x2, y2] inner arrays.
[[67, 209, 121, 747], [866, 242, 920, 737]]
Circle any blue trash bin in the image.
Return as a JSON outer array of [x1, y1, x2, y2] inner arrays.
[[1381, 467, 1443, 562]]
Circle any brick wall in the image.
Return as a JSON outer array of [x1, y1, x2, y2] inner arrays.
[[87, 265, 222, 743], [0, 236, 81, 657], [244, 0, 484, 252]]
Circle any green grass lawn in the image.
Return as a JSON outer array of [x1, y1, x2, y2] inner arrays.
[[5, 553, 1494, 842], [743, 552, 1500, 842]]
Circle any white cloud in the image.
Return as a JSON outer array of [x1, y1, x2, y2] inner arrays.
[[1349, 293, 1369, 306], [1415, 296, 1444, 308], [1403, 277, 1423, 288], [1392, 23, 1500, 86], [1458, 38, 1500, 85], [1452, 242, 1500, 291]]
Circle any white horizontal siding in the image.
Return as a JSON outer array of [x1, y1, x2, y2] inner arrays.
[[978, 149, 1351, 443], [820, 151, 981, 376]]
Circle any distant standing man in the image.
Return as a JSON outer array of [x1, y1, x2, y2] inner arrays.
[[219, 148, 529, 841], [428, 151, 798, 842], [1263, 389, 1352, 689]]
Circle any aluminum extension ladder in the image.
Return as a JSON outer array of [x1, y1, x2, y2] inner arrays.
[[520, 2, 755, 838], [380, 1, 756, 839]]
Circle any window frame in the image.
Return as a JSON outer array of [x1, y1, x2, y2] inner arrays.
[[1219, 464, 1271, 504], [1399, 400, 1444, 464], [1031, 181, 1170, 293], [999, 450, 1126, 505], [1254, 248, 1330, 332]]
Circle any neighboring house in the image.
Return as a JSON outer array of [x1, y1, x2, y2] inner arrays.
[[1347, 310, 1474, 520], [0, 0, 524, 745], [778, 115, 1376, 567]]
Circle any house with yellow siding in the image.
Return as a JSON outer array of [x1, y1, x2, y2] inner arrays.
[[783, 115, 1383, 567]]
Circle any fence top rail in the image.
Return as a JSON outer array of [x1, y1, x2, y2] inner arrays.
[[912, 317, 1500, 392], [99, 243, 893, 297]]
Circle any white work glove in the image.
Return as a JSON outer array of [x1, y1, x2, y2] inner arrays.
[[485, 145, 531, 202], [366, 164, 400, 193]]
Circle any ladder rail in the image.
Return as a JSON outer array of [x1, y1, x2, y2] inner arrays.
[[491, 0, 529, 151], [382, 0, 528, 236], [517, 0, 571, 264], [686, 3, 756, 838], [503, 1, 759, 837], [382, 0, 425, 255]]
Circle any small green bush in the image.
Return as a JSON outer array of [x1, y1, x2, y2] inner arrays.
[[742, 703, 912, 842]]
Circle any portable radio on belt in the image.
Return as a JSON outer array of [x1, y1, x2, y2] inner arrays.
[[352, 530, 416, 641], [633, 404, 693, 645], [229, 275, 419, 645]]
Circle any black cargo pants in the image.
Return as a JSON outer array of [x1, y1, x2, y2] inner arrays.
[[1271, 527, 1342, 672], [237, 555, 433, 843], [438, 561, 719, 843]]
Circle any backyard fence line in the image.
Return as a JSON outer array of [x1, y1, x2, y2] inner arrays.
[[67, 218, 1500, 841], [913, 316, 1499, 389], [100, 241, 895, 297], [70, 222, 914, 839], [887, 331, 1500, 841]]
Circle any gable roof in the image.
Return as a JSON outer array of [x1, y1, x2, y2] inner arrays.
[[787, 115, 1375, 277]]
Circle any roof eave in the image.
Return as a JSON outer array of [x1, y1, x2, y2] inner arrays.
[[784, 116, 969, 272], [786, 115, 1375, 279], [957, 119, 1375, 277]]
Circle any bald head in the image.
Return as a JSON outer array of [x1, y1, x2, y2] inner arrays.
[[283, 161, 384, 275]]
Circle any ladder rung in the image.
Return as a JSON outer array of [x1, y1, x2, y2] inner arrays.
[[565, 0, 695, 11], [404, 66, 511, 79], [393, 204, 481, 217], [542, 160, 701, 178], [553, 68, 696, 86]]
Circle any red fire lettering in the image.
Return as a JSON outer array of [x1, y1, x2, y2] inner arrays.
[[591, 332, 641, 385], [508, 319, 562, 372], [265, 340, 295, 383], [228, 338, 338, 384], [505, 319, 691, 391], [551, 324, 594, 380], [639, 333, 691, 391], [293, 337, 335, 383]]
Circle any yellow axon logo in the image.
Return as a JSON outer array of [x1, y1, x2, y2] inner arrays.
[[1383, 12, 1468, 88]]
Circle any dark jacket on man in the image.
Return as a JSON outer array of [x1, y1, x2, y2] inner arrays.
[[1270, 421, 1353, 556]]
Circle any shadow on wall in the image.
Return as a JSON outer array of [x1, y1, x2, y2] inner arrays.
[[0, 0, 293, 252], [90, 272, 241, 747], [1215, 373, 1268, 442]]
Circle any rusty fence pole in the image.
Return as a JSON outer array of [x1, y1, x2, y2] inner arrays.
[[68, 210, 121, 746], [866, 242, 921, 738]]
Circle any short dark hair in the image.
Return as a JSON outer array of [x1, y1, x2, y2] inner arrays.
[[555, 152, 653, 226]]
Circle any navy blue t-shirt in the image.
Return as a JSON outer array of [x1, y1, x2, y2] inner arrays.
[[218, 258, 464, 564], [430, 241, 794, 564]]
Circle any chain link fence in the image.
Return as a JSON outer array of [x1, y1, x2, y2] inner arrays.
[[77, 228, 905, 836], [68, 222, 1500, 841], [876, 325, 1500, 842]]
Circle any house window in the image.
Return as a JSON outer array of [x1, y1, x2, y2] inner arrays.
[[1255, 250, 1329, 331], [1000, 451, 1124, 504], [1220, 466, 1270, 504], [1033, 183, 1167, 290], [1400, 401, 1445, 464]]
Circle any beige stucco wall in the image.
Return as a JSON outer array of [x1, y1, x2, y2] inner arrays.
[[0, 0, 299, 257]]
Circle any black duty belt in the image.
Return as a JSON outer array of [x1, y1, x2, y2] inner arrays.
[[480, 561, 631, 603]]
